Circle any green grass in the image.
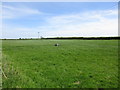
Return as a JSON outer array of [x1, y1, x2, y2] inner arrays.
[[2, 40, 118, 88], [0, 40, 2, 89]]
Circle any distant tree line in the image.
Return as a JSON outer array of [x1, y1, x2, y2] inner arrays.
[[1, 36, 120, 40], [44, 37, 120, 40]]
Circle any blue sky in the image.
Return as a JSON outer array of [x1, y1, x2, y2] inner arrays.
[[2, 2, 118, 39]]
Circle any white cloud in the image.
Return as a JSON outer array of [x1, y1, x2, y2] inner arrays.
[[2, 9, 118, 38], [46, 9, 117, 24], [40, 9, 118, 37], [2, 5, 43, 19]]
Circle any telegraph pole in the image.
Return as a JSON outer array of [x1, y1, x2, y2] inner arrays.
[[38, 32, 40, 39]]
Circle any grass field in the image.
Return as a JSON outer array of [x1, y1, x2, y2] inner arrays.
[[2, 40, 118, 88]]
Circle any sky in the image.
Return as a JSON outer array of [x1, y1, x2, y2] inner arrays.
[[2, 2, 118, 39]]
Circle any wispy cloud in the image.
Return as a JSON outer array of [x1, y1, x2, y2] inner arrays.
[[40, 9, 118, 37], [46, 9, 117, 24], [2, 8, 118, 38], [2, 5, 43, 19]]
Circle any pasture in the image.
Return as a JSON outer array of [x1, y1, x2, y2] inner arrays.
[[2, 40, 118, 88]]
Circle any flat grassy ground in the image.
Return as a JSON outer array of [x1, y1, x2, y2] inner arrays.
[[2, 40, 118, 88]]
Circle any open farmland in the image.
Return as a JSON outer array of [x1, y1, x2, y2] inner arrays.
[[2, 40, 118, 88]]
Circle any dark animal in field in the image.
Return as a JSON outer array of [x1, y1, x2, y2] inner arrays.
[[54, 43, 60, 46]]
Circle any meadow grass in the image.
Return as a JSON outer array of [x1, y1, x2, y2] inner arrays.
[[2, 40, 118, 88], [0, 40, 2, 89]]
